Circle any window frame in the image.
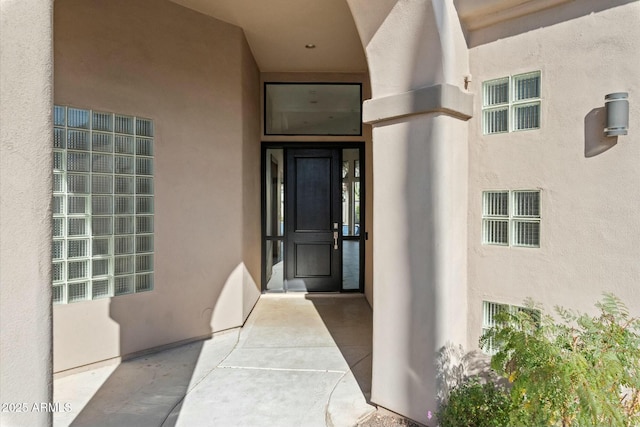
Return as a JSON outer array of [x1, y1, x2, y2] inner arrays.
[[482, 300, 541, 355], [263, 82, 363, 136], [482, 71, 541, 135], [482, 190, 541, 248]]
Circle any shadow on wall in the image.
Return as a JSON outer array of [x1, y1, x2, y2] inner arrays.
[[305, 294, 373, 400], [67, 264, 250, 426], [467, 0, 638, 48], [585, 107, 617, 157], [405, 119, 438, 419], [69, 341, 206, 427], [434, 343, 506, 406]]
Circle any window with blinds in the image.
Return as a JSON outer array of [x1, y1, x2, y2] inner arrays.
[[482, 71, 541, 134], [52, 105, 154, 304], [482, 190, 540, 247]]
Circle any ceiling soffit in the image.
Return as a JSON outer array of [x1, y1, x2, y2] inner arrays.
[[169, 0, 580, 74], [170, 0, 368, 73]]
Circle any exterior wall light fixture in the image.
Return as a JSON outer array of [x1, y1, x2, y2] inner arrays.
[[605, 92, 629, 136]]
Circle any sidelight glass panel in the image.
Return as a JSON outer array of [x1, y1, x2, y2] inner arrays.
[[342, 148, 362, 290], [265, 149, 284, 237], [342, 181, 350, 234], [264, 148, 285, 292], [342, 149, 360, 237], [354, 182, 361, 230], [265, 240, 284, 291], [342, 240, 360, 290]]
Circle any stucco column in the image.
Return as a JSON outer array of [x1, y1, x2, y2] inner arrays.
[[347, 0, 471, 424], [0, 0, 54, 426]]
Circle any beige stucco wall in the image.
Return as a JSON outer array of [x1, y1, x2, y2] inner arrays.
[[53, 0, 261, 372], [0, 0, 54, 424], [348, 1, 470, 424], [467, 1, 640, 350], [241, 36, 262, 320]]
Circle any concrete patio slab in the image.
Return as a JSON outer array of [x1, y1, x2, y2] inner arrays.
[[54, 330, 240, 427], [53, 294, 375, 427], [166, 367, 344, 427], [219, 346, 351, 372]]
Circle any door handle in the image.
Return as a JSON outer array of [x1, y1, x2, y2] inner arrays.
[[333, 231, 338, 250]]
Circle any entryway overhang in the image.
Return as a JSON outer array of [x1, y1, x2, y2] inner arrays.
[[1, 1, 568, 426]]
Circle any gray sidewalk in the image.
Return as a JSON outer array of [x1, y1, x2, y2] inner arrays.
[[54, 294, 375, 427]]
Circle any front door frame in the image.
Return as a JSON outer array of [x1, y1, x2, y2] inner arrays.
[[260, 141, 366, 293]]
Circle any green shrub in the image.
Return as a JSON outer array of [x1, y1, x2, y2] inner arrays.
[[437, 378, 512, 427], [480, 293, 640, 427]]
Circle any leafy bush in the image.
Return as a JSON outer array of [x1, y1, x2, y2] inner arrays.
[[480, 293, 640, 427], [437, 378, 512, 427]]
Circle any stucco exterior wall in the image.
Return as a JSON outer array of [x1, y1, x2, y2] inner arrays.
[[241, 36, 263, 320], [348, 1, 470, 424], [0, 0, 54, 424], [467, 1, 640, 350], [53, 0, 261, 372]]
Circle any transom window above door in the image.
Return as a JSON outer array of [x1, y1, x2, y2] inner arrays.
[[264, 83, 362, 136]]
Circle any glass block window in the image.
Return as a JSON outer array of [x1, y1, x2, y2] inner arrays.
[[482, 190, 540, 248], [52, 105, 154, 303], [482, 71, 541, 134], [482, 191, 509, 245], [482, 301, 541, 355]]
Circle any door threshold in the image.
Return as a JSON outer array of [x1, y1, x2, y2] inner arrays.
[[261, 291, 363, 299]]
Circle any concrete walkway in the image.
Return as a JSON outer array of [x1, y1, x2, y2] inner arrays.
[[54, 294, 375, 427]]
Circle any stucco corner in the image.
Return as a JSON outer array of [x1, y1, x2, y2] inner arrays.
[[362, 84, 473, 125]]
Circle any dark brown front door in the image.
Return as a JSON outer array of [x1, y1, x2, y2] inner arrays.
[[285, 148, 341, 292]]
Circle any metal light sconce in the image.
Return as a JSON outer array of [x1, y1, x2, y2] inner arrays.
[[604, 92, 629, 136]]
